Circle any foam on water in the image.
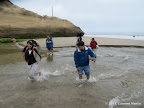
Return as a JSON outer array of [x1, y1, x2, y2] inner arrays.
[[61, 64, 74, 71], [97, 54, 103, 57], [123, 55, 130, 61], [105, 54, 114, 57], [97, 69, 129, 80], [85, 35, 144, 41], [108, 89, 144, 108]]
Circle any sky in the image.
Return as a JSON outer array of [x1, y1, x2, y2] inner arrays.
[[10, 0, 144, 34]]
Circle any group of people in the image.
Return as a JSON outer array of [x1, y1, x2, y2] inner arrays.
[[12, 32, 99, 81], [75, 32, 98, 80], [76, 31, 98, 55]]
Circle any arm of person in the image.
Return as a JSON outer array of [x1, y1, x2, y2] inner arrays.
[[95, 41, 98, 45], [90, 42, 92, 47], [51, 39, 53, 44], [89, 48, 96, 59], [95, 41, 99, 49], [12, 38, 24, 52], [48, 41, 51, 43], [74, 51, 80, 70], [33, 39, 41, 51], [46, 39, 51, 43]]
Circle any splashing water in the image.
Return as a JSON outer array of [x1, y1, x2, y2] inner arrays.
[[76, 76, 97, 84], [123, 55, 130, 61]]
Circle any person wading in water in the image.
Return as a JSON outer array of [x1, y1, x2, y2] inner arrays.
[[12, 38, 42, 81]]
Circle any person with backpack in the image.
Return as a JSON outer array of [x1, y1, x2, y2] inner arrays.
[[12, 38, 42, 81], [77, 31, 83, 41]]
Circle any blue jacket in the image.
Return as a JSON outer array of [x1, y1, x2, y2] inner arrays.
[[74, 46, 96, 68], [46, 38, 53, 48]]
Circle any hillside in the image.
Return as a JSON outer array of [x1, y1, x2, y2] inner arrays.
[[0, 0, 83, 38]]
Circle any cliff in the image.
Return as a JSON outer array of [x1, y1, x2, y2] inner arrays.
[[0, 0, 83, 38]]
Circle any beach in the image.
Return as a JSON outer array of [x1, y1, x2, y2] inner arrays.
[[21, 36, 144, 48]]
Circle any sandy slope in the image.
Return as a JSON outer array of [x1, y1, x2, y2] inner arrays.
[[0, 0, 83, 38]]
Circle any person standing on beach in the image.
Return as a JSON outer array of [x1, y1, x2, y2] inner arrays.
[[46, 35, 53, 55], [74, 41, 96, 80], [12, 38, 42, 81], [77, 31, 83, 41], [76, 37, 81, 49], [90, 38, 98, 55]]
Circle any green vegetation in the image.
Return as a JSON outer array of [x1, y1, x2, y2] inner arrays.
[[0, 38, 25, 43]]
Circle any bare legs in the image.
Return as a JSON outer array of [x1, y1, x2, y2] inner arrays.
[[79, 75, 90, 80], [38, 70, 42, 76]]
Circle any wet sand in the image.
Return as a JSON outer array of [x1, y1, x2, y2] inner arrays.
[[21, 37, 144, 48]]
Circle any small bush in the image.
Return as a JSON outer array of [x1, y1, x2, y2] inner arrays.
[[0, 38, 25, 43], [0, 38, 12, 43]]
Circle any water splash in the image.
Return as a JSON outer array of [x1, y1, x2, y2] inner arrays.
[[35, 69, 64, 82], [49, 70, 63, 76], [76, 76, 97, 87], [123, 55, 130, 61], [87, 76, 97, 82]]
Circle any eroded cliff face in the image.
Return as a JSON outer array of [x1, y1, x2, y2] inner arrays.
[[0, 0, 10, 2], [0, 0, 83, 38], [0, 0, 12, 5]]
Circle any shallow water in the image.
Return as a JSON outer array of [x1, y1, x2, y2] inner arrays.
[[0, 45, 144, 108]]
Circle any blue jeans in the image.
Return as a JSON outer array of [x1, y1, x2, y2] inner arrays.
[[78, 65, 90, 76]]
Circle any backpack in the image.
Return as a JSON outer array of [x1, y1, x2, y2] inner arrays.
[[23, 46, 42, 61], [34, 48, 42, 60]]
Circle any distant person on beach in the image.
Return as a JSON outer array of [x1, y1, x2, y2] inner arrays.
[[77, 31, 83, 41], [46, 35, 53, 55], [74, 41, 96, 80], [12, 38, 42, 81], [90, 38, 99, 54], [76, 37, 81, 49]]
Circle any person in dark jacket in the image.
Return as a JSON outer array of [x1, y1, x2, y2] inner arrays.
[[12, 38, 42, 81], [77, 31, 83, 41], [74, 41, 96, 80]]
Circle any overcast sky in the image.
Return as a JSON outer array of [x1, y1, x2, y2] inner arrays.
[[10, 0, 144, 34]]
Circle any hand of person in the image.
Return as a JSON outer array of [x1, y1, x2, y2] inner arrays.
[[77, 67, 80, 71], [12, 38, 16, 43], [96, 45, 99, 49], [92, 57, 96, 60]]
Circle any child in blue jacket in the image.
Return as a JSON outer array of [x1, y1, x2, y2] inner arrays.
[[46, 35, 53, 54], [74, 41, 96, 80]]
